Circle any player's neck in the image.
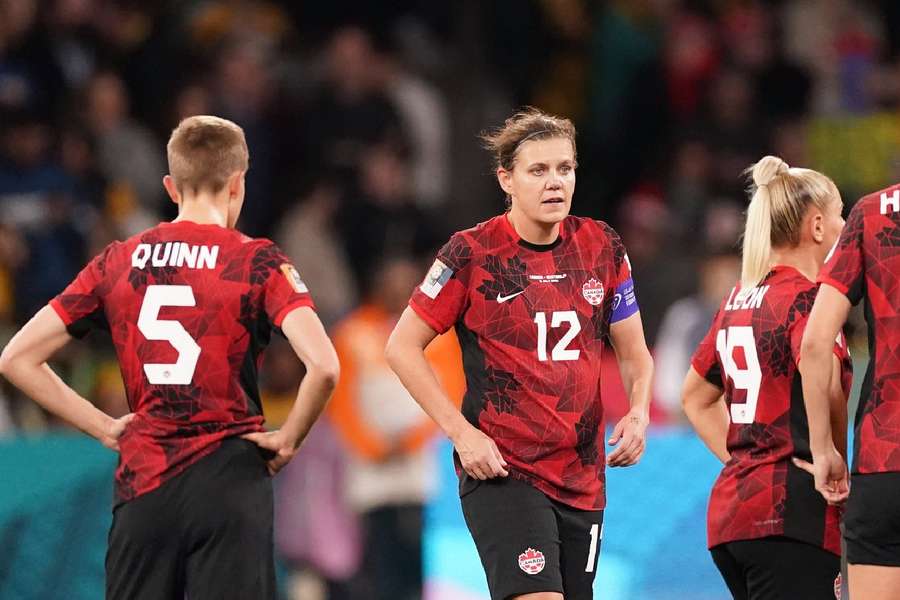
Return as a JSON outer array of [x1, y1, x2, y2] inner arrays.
[[506, 211, 561, 245], [173, 196, 229, 228], [769, 247, 819, 283]]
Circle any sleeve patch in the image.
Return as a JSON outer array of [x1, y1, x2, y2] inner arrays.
[[420, 259, 453, 299], [280, 263, 308, 294]]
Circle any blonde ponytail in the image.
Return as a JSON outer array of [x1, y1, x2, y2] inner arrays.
[[741, 156, 788, 289], [739, 155, 839, 289]]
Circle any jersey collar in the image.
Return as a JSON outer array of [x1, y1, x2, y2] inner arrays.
[[500, 213, 565, 252]]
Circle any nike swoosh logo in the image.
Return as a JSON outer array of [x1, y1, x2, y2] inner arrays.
[[496, 290, 525, 303]]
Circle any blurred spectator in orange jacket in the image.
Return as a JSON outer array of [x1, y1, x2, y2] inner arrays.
[[327, 255, 464, 600]]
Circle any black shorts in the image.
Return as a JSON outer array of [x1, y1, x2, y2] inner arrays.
[[460, 475, 603, 600], [710, 537, 840, 600], [844, 472, 900, 566], [105, 438, 275, 600]]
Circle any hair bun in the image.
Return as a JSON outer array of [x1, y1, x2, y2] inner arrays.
[[752, 155, 789, 187]]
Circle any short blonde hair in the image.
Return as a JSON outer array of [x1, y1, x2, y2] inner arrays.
[[741, 155, 839, 288], [167, 115, 248, 193]]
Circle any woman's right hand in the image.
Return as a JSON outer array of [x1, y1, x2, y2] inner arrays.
[[793, 445, 849, 505], [100, 413, 136, 452], [452, 424, 509, 480]]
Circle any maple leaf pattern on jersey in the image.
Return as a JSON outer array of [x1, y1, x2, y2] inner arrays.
[[838, 204, 865, 250], [484, 366, 522, 414], [875, 225, 900, 247], [250, 243, 282, 285], [736, 422, 778, 455], [476, 255, 531, 301], [439, 232, 473, 272]]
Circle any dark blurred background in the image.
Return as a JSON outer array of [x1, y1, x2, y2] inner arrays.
[[0, 1, 895, 599]]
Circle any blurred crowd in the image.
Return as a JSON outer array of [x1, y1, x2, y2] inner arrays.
[[2, 0, 900, 598]]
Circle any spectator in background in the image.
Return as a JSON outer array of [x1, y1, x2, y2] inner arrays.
[[84, 70, 165, 228], [618, 193, 694, 345], [211, 39, 281, 235], [0, 0, 65, 116], [0, 110, 87, 320], [653, 251, 740, 419], [301, 26, 404, 188], [327, 256, 464, 600], [783, 0, 883, 114], [276, 182, 358, 327], [667, 136, 714, 238], [338, 141, 438, 291], [372, 41, 450, 209], [700, 68, 765, 196]]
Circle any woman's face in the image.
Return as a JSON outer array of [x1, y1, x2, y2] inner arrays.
[[498, 136, 576, 227]]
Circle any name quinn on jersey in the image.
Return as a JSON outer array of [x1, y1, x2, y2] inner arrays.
[[132, 242, 219, 270]]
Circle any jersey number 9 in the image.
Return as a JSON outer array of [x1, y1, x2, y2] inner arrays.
[[715, 326, 762, 424]]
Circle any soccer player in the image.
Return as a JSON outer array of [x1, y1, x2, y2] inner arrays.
[[682, 156, 850, 600], [801, 177, 900, 598], [0, 116, 339, 600], [385, 108, 654, 600]]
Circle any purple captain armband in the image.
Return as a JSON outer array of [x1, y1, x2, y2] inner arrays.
[[609, 278, 639, 323]]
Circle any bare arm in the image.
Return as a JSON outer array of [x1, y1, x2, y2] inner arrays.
[[385, 306, 507, 480], [606, 311, 654, 467], [0, 306, 131, 449], [682, 367, 729, 463], [798, 283, 852, 503], [799, 284, 851, 455], [242, 306, 339, 474], [828, 353, 848, 460]]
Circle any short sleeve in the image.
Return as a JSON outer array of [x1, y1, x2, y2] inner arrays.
[[409, 233, 473, 334], [49, 245, 112, 338], [818, 200, 865, 305], [788, 286, 846, 367], [690, 310, 724, 389], [604, 224, 639, 324], [257, 243, 316, 327]]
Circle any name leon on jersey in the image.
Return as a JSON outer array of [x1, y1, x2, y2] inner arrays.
[[724, 285, 770, 312], [132, 243, 219, 270]]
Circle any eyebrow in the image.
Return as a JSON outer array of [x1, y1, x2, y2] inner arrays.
[[526, 159, 575, 168]]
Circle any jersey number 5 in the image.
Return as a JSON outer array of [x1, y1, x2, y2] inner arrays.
[[137, 285, 201, 385], [715, 326, 761, 424]]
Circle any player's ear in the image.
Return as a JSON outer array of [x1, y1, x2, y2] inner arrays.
[[497, 167, 513, 196], [163, 175, 181, 205], [227, 170, 245, 198], [811, 210, 825, 244]]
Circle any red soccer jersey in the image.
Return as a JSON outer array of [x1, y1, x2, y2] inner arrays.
[[819, 183, 900, 475], [691, 266, 852, 555], [49, 221, 314, 504], [409, 214, 636, 510]]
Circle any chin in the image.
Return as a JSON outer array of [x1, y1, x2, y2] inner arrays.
[[536, 206, 570, 224]]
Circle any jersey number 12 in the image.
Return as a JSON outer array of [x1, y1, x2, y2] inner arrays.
[[534, 311, 581, 362]]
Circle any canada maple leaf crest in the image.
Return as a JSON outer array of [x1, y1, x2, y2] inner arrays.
[[517, 547, 546, 575], [582, 278, 604, 306]]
